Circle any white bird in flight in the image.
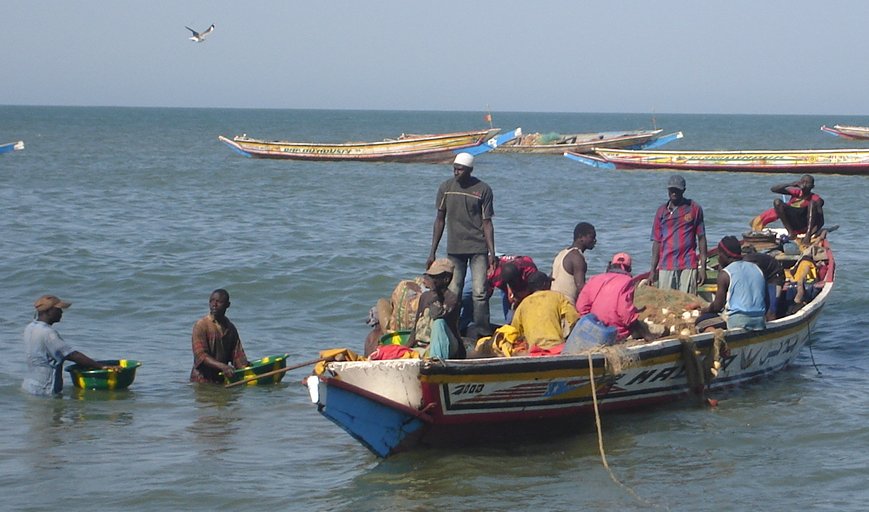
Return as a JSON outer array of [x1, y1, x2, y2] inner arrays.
[[186, 24, 215, 43]]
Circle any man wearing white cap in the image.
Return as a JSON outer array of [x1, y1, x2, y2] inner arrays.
[[427, 152, 495, 336], [22, 294, 108, 396]]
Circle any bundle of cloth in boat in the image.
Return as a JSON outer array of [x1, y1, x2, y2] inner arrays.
[[474, 324, 527, 357], [363, 277, 427, 356]]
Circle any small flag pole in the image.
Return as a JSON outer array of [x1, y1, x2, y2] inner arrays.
[[485, 105, 494, 129]]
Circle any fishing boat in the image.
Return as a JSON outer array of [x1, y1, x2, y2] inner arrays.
[[0, 140, 24, 154], [306, 237, 835, 457], [494, 129, 681, 154], [565, 147, 869, 175], [820, 124, 869, 140], [218, 128, 503, 163]]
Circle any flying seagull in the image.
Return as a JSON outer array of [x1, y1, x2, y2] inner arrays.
[[185, 24, 215, 43]]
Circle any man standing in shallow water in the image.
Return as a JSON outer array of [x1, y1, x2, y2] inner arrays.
[[427, 152, 496, 336], [22, 294, 108, 396], [190, 289, 249, 383]]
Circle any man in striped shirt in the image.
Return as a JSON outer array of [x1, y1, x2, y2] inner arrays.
[[649, 175, 707, 294]]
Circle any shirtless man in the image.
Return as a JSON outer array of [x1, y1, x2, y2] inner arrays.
[[550, 222, 596, 304]]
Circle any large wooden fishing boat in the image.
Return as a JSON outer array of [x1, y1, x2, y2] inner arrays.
[[494, 129, 681, 154], [565, 147, 869, 175], [306, 238, 835, 457], [218, 128, 502, 163], [820, 124, 869, 140], [0, 140, 24, 154]]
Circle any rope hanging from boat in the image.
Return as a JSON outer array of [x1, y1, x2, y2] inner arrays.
[[587, 352, 658, 508], [807, 323, 822, 375]]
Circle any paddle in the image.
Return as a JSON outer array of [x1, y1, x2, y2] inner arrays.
[[223, 349, 355, 388], [224, 356, 326, 388]]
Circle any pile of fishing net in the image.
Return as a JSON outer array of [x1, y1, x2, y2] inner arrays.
[[634, 284, 709, 337]]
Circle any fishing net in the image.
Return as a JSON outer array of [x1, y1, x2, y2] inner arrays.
[[634, 284, 708, 337]]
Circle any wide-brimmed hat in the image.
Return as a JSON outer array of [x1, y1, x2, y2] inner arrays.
[[34, 295, 71, 312]]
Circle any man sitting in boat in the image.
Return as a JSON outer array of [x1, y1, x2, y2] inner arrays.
[[783, 244, 829, 315], [510, 271, 579, 356], [741, 245, 785, 320], [750, 175, 824, 241], [486, 255, 538, 323], [407, 259, 465, 359], [695, 237, 768, 332], [574, 253, 657, 343]]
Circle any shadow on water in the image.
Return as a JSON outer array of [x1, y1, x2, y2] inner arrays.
[[186, 383, 244, 455]]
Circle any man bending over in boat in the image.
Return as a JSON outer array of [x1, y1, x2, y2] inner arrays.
[[694, 237, 768, 332], [408, 259, 465, 359], [750, 175, 824, 241], [190, 288, 250, 383], [575, 253, 657, 343], [511, 271, 579, 356]]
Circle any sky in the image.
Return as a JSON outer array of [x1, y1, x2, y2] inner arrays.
[[4, 0, 869, 115]]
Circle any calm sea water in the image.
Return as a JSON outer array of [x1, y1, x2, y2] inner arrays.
[[1, 106, 867, 511]]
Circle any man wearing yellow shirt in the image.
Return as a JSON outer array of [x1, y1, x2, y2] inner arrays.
[[511, 271, 579, 354]]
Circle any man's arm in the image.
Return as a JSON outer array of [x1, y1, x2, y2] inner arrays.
[[66, 351, 105, 369], [482, 218, 495, 269], [696, 233, 708, 285], [771, 181, 799, 195], [565, 251, 588, 294], [649, 240, 661, 284], [427, 209, 446, 270]]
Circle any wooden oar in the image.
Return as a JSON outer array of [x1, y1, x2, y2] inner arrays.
[[224, 356, 326, 388]]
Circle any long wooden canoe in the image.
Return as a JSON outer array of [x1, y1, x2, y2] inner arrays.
[[218, 128, 501, 163], [494, 129, 677, 154], [306, 237, 835, 457], [820, 124, 869, 140], [565, 147, 869, 175]]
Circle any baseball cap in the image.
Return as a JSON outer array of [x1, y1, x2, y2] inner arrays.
[[34, 295, 71, 312], [426, 258, 455, 276], [610, 252, 632, 268], [667, 174, 686, 190]]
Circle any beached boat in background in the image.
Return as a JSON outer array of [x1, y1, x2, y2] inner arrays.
[[820, 124, 869, 140], [494, 129, 681, 154], [0, 140, 24, 154], [306, 237, 835, 457], [565, 147, 869, 175], [218, 128, 504, 163]]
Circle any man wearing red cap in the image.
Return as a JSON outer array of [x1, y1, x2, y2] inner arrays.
[[22, 295, 108, 396], [576, 253, 657, 342]]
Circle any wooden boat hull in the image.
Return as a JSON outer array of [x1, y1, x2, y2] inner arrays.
[[218, 128, 500, 163], [567, 147, 869, 175], [494, 129, 668, 154], [307, 243, 834, 457], [820, 124, 869, 140], [0, 140, 24, 154]]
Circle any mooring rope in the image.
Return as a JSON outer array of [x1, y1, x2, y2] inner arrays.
[[807, 323, 822, 375], [587, 352, 662, 509]]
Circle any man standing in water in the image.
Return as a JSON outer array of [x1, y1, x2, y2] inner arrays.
[[649, 175, 707, 294], [427, 152, 495, 336], [190, 288, 250, 383], [550, 222, 596, 305], [22, 294, 109, 396]]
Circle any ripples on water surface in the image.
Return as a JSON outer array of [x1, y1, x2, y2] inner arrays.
[[1, 107, 868, 511]]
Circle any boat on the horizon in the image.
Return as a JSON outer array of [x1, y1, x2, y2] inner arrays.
[[0, 140, 24, 154], [218, 128, 515, 163], [565, 146, 869, 175], [494, 129, 681, 154], [820, 124, 869, 140], [305, 236, 835, 457]]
